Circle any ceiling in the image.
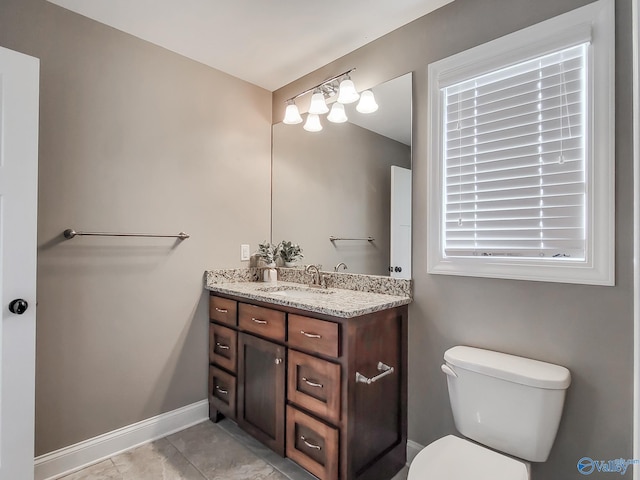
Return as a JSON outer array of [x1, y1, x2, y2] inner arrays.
[[47, 0, 452, 91]]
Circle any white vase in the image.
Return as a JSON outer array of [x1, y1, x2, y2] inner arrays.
[[284, 261, 297, 268], [263, 264, 278, 283]]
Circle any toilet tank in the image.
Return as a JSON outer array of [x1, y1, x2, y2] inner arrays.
[[443, 346, 571, 462]]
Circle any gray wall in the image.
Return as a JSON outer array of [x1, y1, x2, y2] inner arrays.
[[272, 121, 410, 276], [274, 1, 634, 478], [0, 0, 272, 455]]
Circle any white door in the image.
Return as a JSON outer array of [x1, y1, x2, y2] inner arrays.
[[0, 46, 39, 480], [390, 166, 411, 279]]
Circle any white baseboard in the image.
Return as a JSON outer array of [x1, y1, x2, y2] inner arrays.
[[406, 439, 424, 465], [34, 399, 209, 480]]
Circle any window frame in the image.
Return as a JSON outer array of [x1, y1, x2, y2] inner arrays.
[[426, 0, 615, 285]]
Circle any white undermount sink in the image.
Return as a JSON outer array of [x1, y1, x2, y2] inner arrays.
[[257, 285, 335, 299]]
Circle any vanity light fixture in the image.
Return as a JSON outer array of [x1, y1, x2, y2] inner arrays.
[[282, 100, 302, 125], [336, 75, 359, 104], [327, 102, 348, 123], [282, 68, 380, 132], [283, 100, 303, 124], [303, 113, 323, 132], [308, 89, 329, 115], [356, 90, 379, 114]]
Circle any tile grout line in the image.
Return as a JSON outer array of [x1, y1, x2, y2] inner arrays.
[[214, 420, 313, 480], [163, 432, 210, 480], [106, 457, 124, 479]]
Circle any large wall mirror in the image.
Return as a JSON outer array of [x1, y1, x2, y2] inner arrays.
[[272, 73, 412, 278]]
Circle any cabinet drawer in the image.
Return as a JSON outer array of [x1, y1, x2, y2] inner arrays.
[[209, 324, 237, 373], [209, 296, 237, 326], [288, 350, 341, 424], [209, 366, 236, 419], [286, 406, 338, 480], [288, 314, 339, 358], [238, 303, 286, 342]]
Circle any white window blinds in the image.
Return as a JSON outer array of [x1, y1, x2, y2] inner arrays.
[[442, 44, 588, 260]]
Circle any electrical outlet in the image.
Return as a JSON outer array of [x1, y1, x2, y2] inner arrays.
[[241, 244, 250, 261]]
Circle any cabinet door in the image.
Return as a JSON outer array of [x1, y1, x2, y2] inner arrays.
[[237, 332, 286, 455], [351, 315, 402, 475]]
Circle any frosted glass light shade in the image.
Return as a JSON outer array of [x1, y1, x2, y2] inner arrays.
[[303, 113, 323, 132], [356, 90, 379, 113], [337, 78, 359, 104], [327, 102, 348, 123], [283, 103, 303, 124], [308, 92, 329, 114]]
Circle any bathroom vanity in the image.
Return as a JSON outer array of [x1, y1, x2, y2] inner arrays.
[[205, 275, 410, 480]]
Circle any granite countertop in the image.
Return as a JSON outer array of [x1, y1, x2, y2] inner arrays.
[[205, 280, 411, 319]]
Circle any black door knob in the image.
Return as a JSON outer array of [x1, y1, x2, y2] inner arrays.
[[394, 266, 402, 273], [8, 299, 28, 315]]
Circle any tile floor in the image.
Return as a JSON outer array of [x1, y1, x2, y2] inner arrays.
[[60, 418, 409, 480]]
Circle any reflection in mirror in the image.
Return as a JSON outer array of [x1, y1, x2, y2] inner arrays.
[[272, 73, 412, 277]]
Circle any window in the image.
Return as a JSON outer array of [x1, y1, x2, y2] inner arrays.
[[427, 0, 614, 285]]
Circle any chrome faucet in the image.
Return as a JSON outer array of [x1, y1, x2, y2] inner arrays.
[[305, 264, 324, 288], [334, 262, 348, 272]]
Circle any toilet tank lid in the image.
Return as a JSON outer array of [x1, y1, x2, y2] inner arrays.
[[444, 346, 571, 390]]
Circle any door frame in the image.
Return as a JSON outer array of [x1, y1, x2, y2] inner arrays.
[[0, 45, 39, 480], [633, 0, 639, 477]]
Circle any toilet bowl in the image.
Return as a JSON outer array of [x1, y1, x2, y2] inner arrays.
[[407, 435, 529, 480], [407, 346, 570, 480]]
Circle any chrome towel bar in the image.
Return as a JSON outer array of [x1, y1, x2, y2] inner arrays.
[[63, 229, 190, 240], [329, 236, 374, 242]]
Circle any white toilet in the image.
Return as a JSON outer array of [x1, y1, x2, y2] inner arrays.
[[408, 346, 571, 480]]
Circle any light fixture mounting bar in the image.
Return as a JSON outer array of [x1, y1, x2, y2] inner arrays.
[[285, 68, 356, 103]]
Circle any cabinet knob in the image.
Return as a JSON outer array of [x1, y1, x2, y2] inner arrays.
[[274, 358, 283, 365]]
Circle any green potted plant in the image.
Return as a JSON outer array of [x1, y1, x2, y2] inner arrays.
[[279, 240, 303, 267], [255, 241, 280, 267]]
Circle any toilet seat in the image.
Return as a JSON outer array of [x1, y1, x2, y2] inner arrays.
[[408, 435, 529, 480]]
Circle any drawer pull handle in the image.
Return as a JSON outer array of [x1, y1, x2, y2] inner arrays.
[[215, 342, 230, 350], [252, 317, 268, 324], [300, 435, 322, 450], [215, 386, 228, 395], [302, 377, 323, 388], [215, 307, 228, 313], [355, 362, 395, 385], [300, 330, 322, 339]]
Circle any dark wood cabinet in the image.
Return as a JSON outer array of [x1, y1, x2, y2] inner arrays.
[[237, 332, 286, 455], [208, 365, 236, 419], [208, 293, 407, 480]]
